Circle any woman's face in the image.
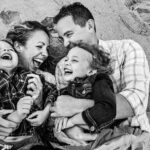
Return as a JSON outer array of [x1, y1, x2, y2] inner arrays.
[[18, 30, 49, 71]]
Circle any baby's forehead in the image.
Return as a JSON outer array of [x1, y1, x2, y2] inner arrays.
[[0, 40, 13, 49]]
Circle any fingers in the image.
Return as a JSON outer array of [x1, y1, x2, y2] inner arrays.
[[36, 69, 56, 84], [0, 117, 17, 128], [0, 109, 14, 116], [27, 74, 42, 86], [80, 133, 97, 141], [51, 112, 60, 117], [55, 118, 68, 132], [17, 96, 33, 115], [27, 83, 36, 91], [27, 112, 38, 120], [0, 127, 14, 136], [54, 130, 84, 146]]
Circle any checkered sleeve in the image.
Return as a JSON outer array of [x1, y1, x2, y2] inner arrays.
[[119, 40, 150, 132], [44, 82, 58, 107]]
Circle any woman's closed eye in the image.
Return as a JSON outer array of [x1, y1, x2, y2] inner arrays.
[[36, 45, 43, 49]]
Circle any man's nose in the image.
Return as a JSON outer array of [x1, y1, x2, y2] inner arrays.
[[64, 39, 70, 47]]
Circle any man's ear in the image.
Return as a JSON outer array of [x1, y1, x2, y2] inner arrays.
[[14, 41, 24, 53], [87, 69, 97, 76], [86, 19, 95, 32]]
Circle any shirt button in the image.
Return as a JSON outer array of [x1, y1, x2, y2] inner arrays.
[[90, 126, 95, 132]]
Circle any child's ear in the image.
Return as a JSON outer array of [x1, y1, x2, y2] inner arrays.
[[14, 41, 24, 53], [87, 69, 97, 76]]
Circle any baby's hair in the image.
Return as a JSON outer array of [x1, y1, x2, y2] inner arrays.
[[68, 42, 113, 75], [1, 38, 14, 48]]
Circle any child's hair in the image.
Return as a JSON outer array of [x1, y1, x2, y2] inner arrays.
[[1, 38, 14, 48], [68, 42, 113, 75]]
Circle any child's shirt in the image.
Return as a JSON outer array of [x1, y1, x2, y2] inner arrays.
[[46, 73, 116, 135], [0, 67, 55, 136]]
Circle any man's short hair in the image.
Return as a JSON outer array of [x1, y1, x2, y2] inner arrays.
[[53, 2, 96, 31]]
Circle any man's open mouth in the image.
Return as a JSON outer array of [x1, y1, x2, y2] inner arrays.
[[1, 53, 12, 60]]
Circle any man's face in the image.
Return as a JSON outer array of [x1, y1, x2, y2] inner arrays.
[[64, 46, 93, 82], [54, 16, 93, 48], [0, 41, 18, 73]]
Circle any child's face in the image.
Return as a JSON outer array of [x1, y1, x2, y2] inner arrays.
[[64, 47, 93, 82], [0, 41, 18, 73]]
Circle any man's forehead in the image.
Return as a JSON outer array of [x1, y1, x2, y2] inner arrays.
[[55, 16, 75, 33]]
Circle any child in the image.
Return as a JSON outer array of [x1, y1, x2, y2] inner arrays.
[[46, 42, 116, 148], [0, 39, 53, 149]]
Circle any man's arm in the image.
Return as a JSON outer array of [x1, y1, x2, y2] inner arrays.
[[114, 40, 150, 131], [115, 94, 134, 119], [50, 95, 94, 117]]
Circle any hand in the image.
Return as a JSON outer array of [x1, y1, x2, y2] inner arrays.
[[26, 110, 47, 126], [0, 109, 17, 138], [26, 74, 43, 103], [66, 126, 97, 142], [17, 96, 33, 119], [55, 57, 68, 90], [53, 128, 86, 146], [55, 117, 74, 132], [36, 69, 56, 85], [50, 95, 79, 117]]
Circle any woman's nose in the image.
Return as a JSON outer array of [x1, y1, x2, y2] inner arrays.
[[42, 47, 48, 57]]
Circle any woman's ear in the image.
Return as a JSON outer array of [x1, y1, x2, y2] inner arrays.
[[14, 41, 24, 53], [87, 69, 97, 76]]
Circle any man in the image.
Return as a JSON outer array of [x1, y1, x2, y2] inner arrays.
[[52, 1, 150, 131], [50, 2, 150, 149]]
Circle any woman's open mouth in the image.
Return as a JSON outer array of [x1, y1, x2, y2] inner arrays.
[[33, 58, 44, 68]]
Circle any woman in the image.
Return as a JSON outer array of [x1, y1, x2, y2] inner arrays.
[[0, 20, 54, 150]]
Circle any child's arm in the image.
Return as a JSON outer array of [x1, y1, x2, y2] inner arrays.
[[7, 96, 33, 124], [26, 103, 51, 126]]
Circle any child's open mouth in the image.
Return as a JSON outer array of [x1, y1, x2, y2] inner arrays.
[[1, 53, 12, 60], [64, 68, 73, 75]]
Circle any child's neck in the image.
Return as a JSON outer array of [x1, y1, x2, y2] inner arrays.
[[1, 68, 16, 76]]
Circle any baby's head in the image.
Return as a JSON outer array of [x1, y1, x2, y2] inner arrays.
[[0, 39, 18, 75], [64, 42, 112, 82]]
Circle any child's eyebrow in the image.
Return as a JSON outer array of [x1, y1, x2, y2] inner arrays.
[[72, 56, 78, 58]]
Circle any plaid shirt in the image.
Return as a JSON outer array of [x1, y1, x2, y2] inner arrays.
[[99, 39, 150, 132], [0, 67, 52, 136], [0, 67, 30, 110]]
